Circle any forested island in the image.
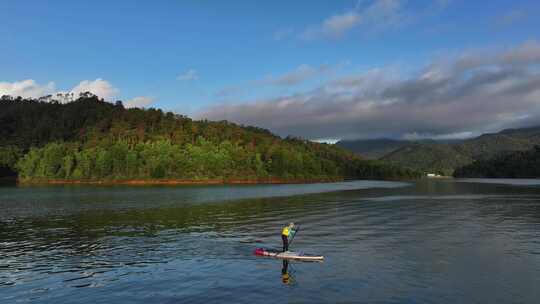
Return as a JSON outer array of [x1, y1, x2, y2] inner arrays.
[[0, 94, 420, 184], [453, 146, 540, 178]]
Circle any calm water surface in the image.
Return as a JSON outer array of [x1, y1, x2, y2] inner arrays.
[[1, 179, 540, 303]]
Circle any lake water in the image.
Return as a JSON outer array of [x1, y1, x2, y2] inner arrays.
[[1, 179, 540, 303]]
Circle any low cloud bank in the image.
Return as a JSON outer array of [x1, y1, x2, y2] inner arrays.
[[200, 41, 540, 140]]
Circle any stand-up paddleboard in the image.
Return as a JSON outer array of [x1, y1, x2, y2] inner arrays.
[[254, 247, 324, 261]]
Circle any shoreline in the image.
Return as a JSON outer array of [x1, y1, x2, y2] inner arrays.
[[17, 177, 345, 186]]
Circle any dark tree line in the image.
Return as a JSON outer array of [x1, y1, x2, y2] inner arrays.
[[1, 95, 421, 181], [454, 146, 540, 178]]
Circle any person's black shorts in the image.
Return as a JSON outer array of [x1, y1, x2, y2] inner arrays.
[[282, 234, 289, 251]]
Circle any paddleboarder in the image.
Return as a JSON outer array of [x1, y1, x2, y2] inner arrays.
[[281, 222, 296, 252], [254, 223, 323, 260]]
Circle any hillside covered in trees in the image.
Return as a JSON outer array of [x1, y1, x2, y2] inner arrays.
[[336, 139, 416, 159], [368, 127, 540, 175], [0, 94, 419, 183], [453, 146, 540, 178], [336, 138, 462, 159]]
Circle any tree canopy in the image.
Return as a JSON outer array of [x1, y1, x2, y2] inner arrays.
[[1, 95, 420, 182], [453, 146, 540, 178], [380, 128, 540, 175]]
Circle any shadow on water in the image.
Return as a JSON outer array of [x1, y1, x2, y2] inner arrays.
[[0, 176, 16, 187]]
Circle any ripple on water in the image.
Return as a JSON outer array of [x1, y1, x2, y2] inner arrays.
[[1, 180, 540, 303]]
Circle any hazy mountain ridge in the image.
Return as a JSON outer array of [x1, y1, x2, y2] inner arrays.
[[382, 127, 540, 175], [336, 139, 416, 159], [336, 138, 464, 158]]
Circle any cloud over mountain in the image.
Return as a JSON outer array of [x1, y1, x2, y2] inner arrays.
[[71, 79, 120, 100], [0, 78, 154, 108], [177, 69, 199, 81], [0, 79, 56, 98], [200, 41, 540, 140], [125, 96, 155, 108]]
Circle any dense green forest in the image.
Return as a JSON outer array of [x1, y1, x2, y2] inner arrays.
[[0, 94, 419, 183], [378, 127, 540, 175], [453, 146, 540, 178], [337, 126, 540, 175], [381, 143, 472, 176]]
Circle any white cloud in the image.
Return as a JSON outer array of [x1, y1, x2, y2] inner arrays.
[[70, 78, 119, 100], [177, 69, 199, 81], [324, 12, 361, 34], [214, 63, 341, 98], [320, 12, 361, 38], [200, 41, 540, 140], [360, 0, 404, 30], [301, 0, 405, 40], [261, 64, 334, 86], [0, 79, 56, 98], [500, 40, 540, 65], [312, 138, 341, 144], [299, 0, 450, 41], [125, 96, 155, 108], [0, 78, 154, 107], [303, 12, 361, 40]]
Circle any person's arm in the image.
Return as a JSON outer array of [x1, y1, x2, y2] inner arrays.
[[293, 225, 300, 237]]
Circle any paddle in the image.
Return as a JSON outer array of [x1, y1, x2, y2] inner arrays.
[[288, 224, 301, 247]]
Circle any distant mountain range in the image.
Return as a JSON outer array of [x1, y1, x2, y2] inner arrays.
[[337, 126, 540, 175], [336, 138, 461, 159]]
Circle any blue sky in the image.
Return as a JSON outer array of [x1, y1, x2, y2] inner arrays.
[[1, 0, 540, 140]]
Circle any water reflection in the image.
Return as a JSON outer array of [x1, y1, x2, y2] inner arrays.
[[0, 180, 540, 303], [281, 260, 293, 285]]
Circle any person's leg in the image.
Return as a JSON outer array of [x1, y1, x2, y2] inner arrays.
[[282, 235, 288, 252]]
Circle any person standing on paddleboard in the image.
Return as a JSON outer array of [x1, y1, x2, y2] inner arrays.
[[281, 222, 296, 252]]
